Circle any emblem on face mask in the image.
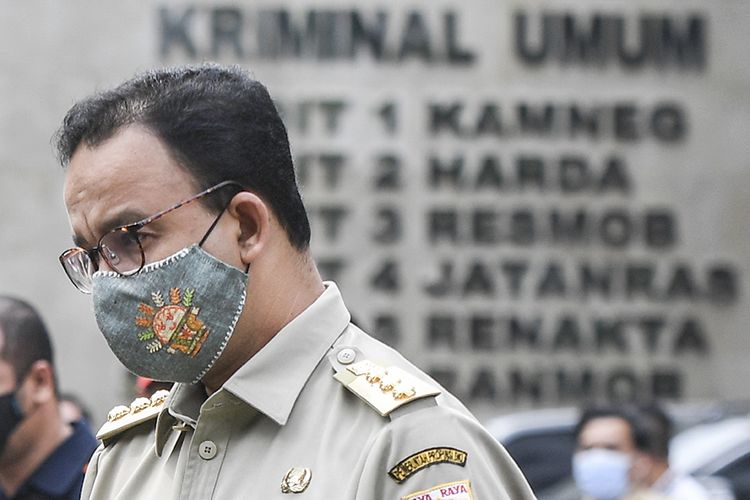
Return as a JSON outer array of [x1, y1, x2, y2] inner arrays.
[[135, 287, 209, 357]]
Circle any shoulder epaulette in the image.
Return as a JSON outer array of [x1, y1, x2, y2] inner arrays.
[[96, 389, 170, 443], [334, 360, 441, 417]]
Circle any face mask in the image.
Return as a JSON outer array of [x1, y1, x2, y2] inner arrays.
[[0, 391, 23, 455], [91, 244, 247, 384], [573, 448, 631, 500]]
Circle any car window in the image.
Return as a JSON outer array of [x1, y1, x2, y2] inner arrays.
[[504, 429, 577, 494]]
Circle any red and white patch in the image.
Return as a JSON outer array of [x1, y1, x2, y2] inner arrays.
[[401, 480, 474, 500]]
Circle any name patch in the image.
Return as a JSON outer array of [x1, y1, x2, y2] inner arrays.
[[388, 447, 468, 483], [402, 480, 474, 500]]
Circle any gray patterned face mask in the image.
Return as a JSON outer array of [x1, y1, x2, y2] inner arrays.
[[91, 244, 247, 384]]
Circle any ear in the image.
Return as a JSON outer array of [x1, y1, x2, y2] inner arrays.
[[226, 191, 271, 267], [21, 360, 56, 406]]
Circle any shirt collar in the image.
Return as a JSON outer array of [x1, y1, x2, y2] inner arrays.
[[166, 282, 350, 427], [26, 420, 99, 496], [651, 468, 677, 493]]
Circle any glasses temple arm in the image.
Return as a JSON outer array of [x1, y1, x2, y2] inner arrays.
[[198, 209, 226, 247]]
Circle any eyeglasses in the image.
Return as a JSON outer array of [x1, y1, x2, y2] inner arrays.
[[59, 180, 243, 294]]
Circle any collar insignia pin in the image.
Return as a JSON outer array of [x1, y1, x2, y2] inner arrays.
[[281, 466, 312, 493]]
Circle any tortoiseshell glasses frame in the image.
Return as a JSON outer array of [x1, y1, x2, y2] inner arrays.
[[59, 180, 243, 293]]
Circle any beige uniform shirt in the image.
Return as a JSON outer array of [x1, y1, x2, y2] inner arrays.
[[82, 283, 535, 500]]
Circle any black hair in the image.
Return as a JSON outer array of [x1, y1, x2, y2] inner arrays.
[[0, 296, 56, 386], [574, 405, 651, 453], [636, 404, 672, 459], [54, 63, 310, 250]]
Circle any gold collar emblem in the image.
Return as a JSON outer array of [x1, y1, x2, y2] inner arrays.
[[281, 467, 312, 494]]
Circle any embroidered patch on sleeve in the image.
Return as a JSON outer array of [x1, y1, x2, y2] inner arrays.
[[401, 480, 474, 500], [388, 447, 468, 483]]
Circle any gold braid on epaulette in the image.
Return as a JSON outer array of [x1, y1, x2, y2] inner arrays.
[[333, 360, 440, 417], [96, 389, 170, 442]]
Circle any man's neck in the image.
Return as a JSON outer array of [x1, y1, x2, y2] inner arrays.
[[202, 248, 325, 393], [0, 406, 72, 497]]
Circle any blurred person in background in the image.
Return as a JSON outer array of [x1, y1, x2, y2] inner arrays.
[[572, 404, 715, 500], [572, 405, 666, 500], [58, 392, 93, 427], [0, 296, 98, 500], [133, 376, 172, 399], [53, 64, 535, 499]]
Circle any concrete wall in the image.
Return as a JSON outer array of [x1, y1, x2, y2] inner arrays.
[[1, 0, 748, 423]]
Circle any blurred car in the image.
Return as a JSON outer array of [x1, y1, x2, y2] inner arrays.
[[484, 407, 578, 496], [671, 415, 750, 500]]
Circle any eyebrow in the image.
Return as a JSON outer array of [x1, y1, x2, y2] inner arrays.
[[72, 208, 149, 248]]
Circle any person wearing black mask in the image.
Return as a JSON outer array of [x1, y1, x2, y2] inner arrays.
[[0, 296, 98, 500]]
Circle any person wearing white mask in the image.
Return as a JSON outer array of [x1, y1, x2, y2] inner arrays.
[[572, 406, 665, 500]]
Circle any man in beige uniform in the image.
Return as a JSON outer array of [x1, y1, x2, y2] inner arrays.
[[54, 64, 535, 500]]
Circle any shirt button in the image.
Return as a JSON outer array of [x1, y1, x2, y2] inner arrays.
[[198, 440, 218, 460], [337, 348, 357, 365]]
